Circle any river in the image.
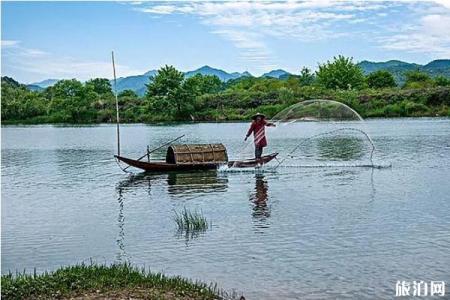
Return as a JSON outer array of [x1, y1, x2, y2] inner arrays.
[[2, 118, 450, 299]]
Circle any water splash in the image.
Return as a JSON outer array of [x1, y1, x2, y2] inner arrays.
[[218, 164, 277, 174]]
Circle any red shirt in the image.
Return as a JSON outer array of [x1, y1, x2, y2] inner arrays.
[[246, 120, 268, 147]]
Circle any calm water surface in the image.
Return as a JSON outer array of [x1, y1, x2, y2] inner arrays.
[[2, 119, 450, 299]]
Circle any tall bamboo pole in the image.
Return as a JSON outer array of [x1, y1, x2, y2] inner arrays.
[[112, 51, 120, 156]]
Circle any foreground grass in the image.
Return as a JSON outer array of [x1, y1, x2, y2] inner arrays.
[[1, 263, 223, 300]]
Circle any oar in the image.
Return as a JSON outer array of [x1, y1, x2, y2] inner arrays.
[[121, 134, 185, 171]]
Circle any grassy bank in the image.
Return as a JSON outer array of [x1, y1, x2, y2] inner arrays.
[[2, 86, 449, 125], [1, 263, 223, 300], [2, 68, 450, 124]]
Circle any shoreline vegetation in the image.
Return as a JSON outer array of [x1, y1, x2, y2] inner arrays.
[[2, 56, 450, 125], [1, 263, 225, 300]]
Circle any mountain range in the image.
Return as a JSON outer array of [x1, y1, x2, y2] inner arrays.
[[28, 59, 450, 95], [358, 59, 450, 84]]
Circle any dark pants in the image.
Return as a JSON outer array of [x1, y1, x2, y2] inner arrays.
[[255, 146, 263, 159]]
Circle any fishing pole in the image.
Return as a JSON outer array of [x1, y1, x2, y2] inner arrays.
[[112, 51, 120, 157], [120, 134, 185, 172]]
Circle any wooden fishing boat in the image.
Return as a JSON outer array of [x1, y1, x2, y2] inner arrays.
[[115, 153, 278, 172], [115, 143, 278, 172]]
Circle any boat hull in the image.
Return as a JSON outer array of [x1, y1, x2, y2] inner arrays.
[[115, 153, 278, 172], [228, 153, 278, 168], [115, 155, 218, 172]]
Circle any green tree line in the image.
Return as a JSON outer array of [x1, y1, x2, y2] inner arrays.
[[2, 56, 450, 124]]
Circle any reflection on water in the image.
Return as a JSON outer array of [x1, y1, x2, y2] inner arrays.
[[116, 172, 155, 192], [250, 174, 271, 229], [115, 171, 229, 199], [116, 188, 127, 262], [175, 223, 209, 244], [167, 171, 228, 198], [316, 136, 365, 161]]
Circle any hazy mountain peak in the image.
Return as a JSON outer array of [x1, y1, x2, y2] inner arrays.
[[262, 69, 290, 78], [185, 65, 245, 81], [143, 70, 157, 77], [30, 79, 59, 88]]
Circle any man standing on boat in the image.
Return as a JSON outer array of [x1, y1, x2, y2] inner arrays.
[[245, 113, 276, 160]]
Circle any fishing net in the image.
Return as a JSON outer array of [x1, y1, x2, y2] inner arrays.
[[229, 100, 381, 170]]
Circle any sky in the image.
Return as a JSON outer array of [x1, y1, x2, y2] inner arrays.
[[1, 0, 450, 83]]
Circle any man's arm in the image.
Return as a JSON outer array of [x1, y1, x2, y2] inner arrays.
[[245, 123, 255, 141], [266, 122, 276, 127]]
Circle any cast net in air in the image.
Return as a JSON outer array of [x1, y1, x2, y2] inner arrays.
[[228, 100, 389, 171]]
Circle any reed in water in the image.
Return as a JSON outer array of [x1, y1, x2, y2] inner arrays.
[[174, 208, 209, 232]]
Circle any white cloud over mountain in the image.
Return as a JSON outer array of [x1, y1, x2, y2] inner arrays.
[[135, 0, 450, 70]]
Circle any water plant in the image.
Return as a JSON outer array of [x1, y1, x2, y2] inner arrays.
[[174, 207, 209, 232], [1, 262, 223, 300]]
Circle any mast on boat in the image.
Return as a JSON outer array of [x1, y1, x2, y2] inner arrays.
[[111, 51, 121, 156]]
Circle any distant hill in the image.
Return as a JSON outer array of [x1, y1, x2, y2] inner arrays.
[[26, 84, 44, 92], [27, 66, 253, 96], [2, 76, 22, 87], [25, 60, 450, 94], [262, 69, 290, 78], [185, 65, 251, 81], [2, 76, 46, 92], [114, 73, 154, 95], [30, 79, 59, 88], [357, 59, 450, 84], [422, 59, 450, 76], [118, 66, 252, 96]]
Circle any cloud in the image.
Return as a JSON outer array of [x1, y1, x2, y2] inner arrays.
[[429, 0, 450, 9], [135, 1, 383, 72], [134, 1, 450, 67], [378, 13, 450, 57], [2, 44, 145, 83], [1, 40, 20, 47]]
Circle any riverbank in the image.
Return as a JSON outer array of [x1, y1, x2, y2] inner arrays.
[[1, 263, 223, 300], [2, 72, 449, 124]]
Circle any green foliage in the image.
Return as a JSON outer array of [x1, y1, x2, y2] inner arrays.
[[184, 73, 222, 95], [404, 70, 434, 88], [46, 79, 97, 122], [316, 55, 365, 90], [366, 70, 396, 88], [49, 79, 85, 99], [146, 65, 184, 97], [1, 77, 48, 120], [298, 67, 315, 86], [434, 76, 450, 87], [146, 65, 198, 119], [118, 89, 138, 98], [278, 87, 295, 103], [1, 263, 220, 300], [85, 78, 113, 96]]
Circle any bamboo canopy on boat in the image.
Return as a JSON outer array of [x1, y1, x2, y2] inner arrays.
[[166, 144, 228, 165]]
